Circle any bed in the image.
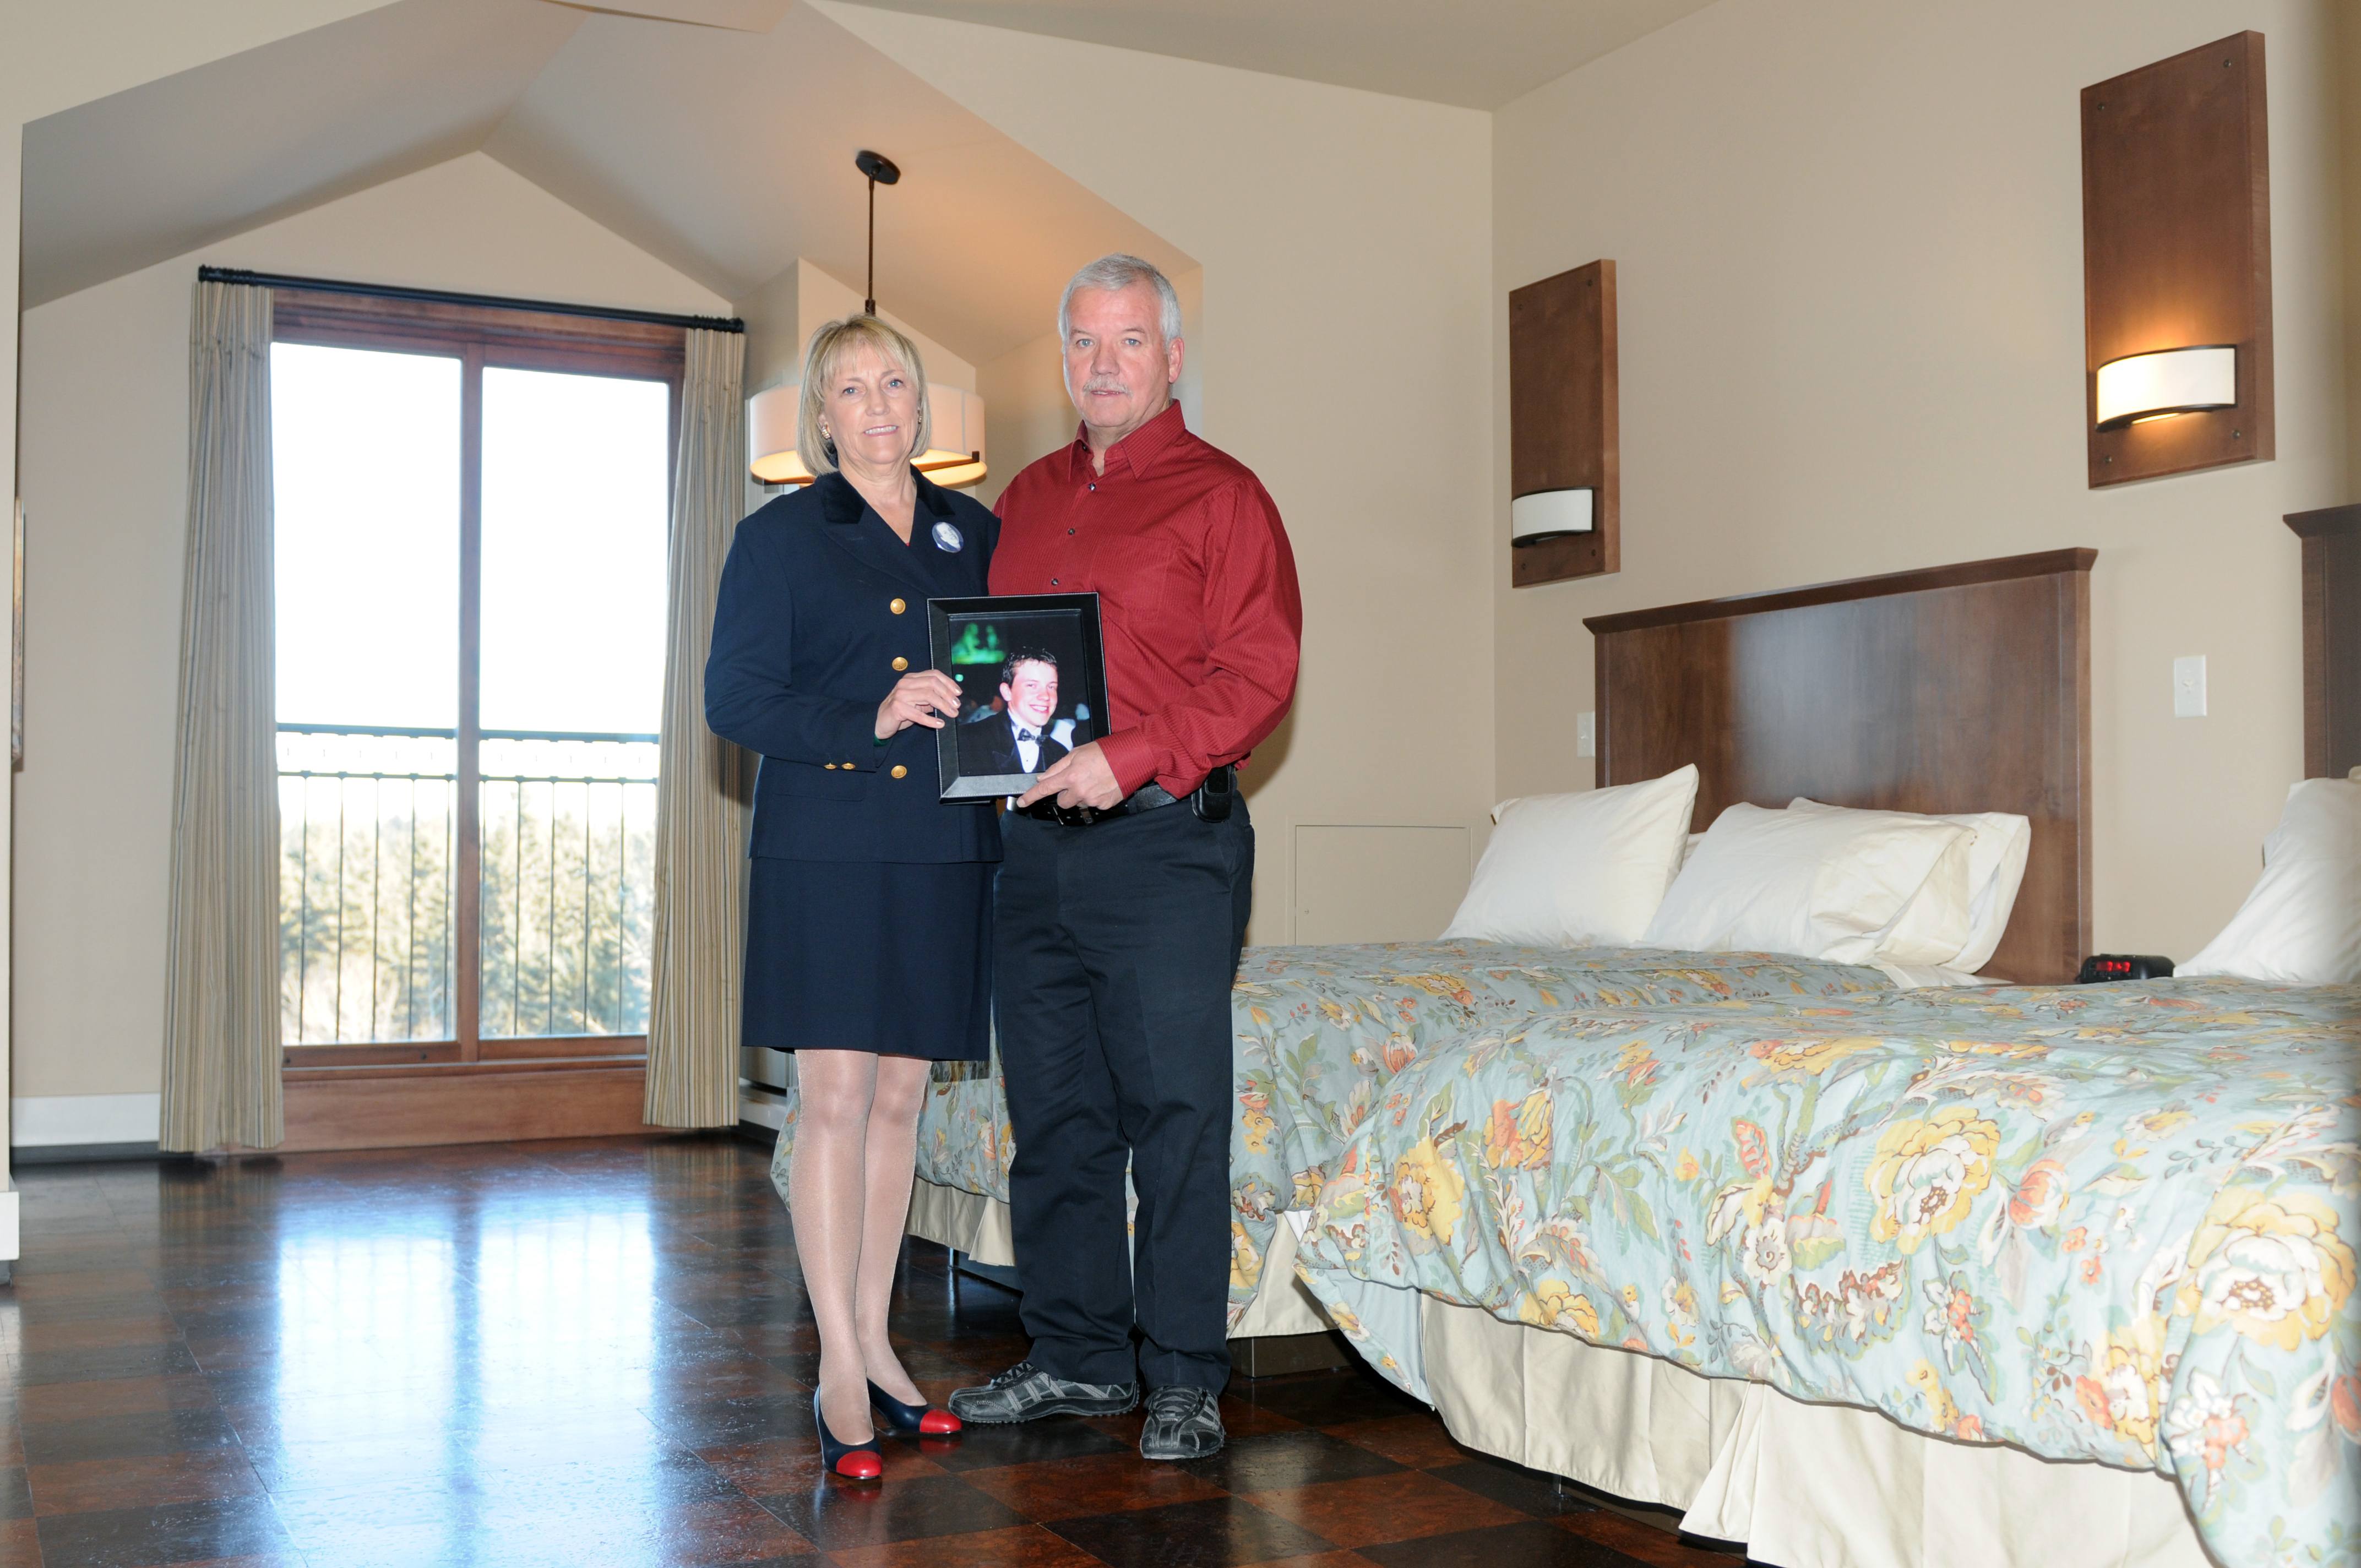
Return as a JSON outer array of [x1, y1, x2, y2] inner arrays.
[[779, 940, 1906, 1334], [1291, 974, 2359, 1568], [1270, 547, 2361, 1568]]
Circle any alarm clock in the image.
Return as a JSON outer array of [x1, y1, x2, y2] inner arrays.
[[2076, 954, 2175, 984]]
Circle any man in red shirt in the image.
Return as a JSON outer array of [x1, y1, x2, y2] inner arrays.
[[948, 256, 1301, 1460]]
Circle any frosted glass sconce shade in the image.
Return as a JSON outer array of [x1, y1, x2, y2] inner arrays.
[[2093, 346, 2236, 430], [1511, 487, 1595, 547]]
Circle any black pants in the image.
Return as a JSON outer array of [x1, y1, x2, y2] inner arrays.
[[994, 798, 1254, 1393]]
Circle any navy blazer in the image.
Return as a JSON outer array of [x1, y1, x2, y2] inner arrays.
[[705, 470, 1001, 864]]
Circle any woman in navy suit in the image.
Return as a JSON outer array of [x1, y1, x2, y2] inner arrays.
[[705, 315, 998, 1479]]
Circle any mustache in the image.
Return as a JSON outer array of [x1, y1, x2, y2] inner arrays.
[[1079, 376, 1129, 394]]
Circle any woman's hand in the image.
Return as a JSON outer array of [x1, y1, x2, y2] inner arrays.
[[875, 670, 962, 740]]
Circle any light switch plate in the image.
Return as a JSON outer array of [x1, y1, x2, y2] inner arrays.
[[1576, 710, 1597, 758], [2173, 655, 2207, 718]]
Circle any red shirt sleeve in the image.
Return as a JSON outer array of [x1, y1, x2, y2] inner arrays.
[[1096, 476, 1302, 797]]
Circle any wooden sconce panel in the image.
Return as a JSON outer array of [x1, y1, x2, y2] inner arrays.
[[2285, 504, 2361, 778], [1510, 259, 1619, 587], [2082, 32, 2272, 487]]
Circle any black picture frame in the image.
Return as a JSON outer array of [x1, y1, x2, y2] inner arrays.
[[928, 593, 1108, 800]]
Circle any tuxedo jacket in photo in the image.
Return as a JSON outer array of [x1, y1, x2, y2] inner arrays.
[[956, 710, 1068, 778]]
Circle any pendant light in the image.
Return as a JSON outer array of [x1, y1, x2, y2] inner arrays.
[[747, 149, 987, 489]]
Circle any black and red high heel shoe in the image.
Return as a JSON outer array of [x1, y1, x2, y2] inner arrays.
[[869, 1380, 962, 1436], [814, 1390, 884, 1480]]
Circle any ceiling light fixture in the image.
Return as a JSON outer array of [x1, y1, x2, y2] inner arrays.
[[747, 149, 987, 489]]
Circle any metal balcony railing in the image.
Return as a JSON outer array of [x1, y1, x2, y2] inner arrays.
[[278, 726, 657, 1047]]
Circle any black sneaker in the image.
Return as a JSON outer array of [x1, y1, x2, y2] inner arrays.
[[1138, 1385, 1225, 1461], [946, 1360, 1139, 1425]]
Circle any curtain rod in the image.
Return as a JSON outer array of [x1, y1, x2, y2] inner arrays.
[[196, 266, 745, 335]]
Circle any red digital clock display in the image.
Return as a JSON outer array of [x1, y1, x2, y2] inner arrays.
[[2077, 954, 2174, 984]]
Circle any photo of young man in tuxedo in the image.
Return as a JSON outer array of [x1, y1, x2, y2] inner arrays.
[[956, 647, 1070, 779]]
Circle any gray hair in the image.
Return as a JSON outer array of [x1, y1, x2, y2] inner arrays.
[[1058, 254, 1182, 346]]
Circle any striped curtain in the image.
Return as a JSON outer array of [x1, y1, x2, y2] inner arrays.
[[644, 327, 750, 1127], [160, 280, 284, 1152]]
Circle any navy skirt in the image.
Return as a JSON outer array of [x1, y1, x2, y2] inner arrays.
[[742, 858, 993, 1060]]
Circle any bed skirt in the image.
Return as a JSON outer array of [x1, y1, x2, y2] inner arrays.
[[1417, 1299, 2211, 1568], [905, 1178, 1334, 1339]]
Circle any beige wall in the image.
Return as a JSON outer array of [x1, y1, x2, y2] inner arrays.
[[13, 151, 726, 1107], [739, 257, 977, 399], [2343, 0, 2361, 496], [975, 329, 1069, 511], [1492, 0, 2351, 963], [818, 2, 1500, 945], [0, 0, 389, 1190]]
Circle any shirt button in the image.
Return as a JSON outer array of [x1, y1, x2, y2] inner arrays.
[[823, 763, 837, 770], [890, 765, 909, 780], [1051, 578, 1059, 586], [889, 597, 906, 614], [891, 656, 908, 671], [1068, 528, 1076, 535]]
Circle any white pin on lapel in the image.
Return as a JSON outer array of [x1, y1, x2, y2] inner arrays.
[[932, 520, 964, 553]]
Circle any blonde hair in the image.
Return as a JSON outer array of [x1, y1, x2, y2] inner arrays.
[[797, 314, 931, 477]]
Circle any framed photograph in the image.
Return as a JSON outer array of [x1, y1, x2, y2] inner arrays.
[[928, 592, 1108, 800]]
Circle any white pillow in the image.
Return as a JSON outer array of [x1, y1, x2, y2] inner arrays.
[[1642, 802, 1973, 965], [2182, 777, 2361, 986], [1789, 799, 2031, 972], [1443, 765, 1699, 947]]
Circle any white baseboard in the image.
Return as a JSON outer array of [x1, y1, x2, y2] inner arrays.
[[738, 1082, 790, 1131], [13, 1092, 162, 1146]]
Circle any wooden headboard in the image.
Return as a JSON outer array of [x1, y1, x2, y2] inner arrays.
[[1584, 549, 2095, 984], [2286, 504, 2360, 778]]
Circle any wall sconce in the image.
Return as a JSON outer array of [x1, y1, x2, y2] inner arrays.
[[1510, 487, 1594, 546], [2093, 346, 2237, 430], [1509, 259, 1618, 586], [2081, 34, 2271, 486]]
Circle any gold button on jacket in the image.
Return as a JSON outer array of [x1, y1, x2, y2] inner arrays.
[[891, 656, 908, 671], [890, 765, 909, 780], [889, 597, 907, 614]]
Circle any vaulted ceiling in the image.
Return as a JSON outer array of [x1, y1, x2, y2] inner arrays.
[[825, 0, 1720, 110], [19, 0, 1189, 363], [20, 0, 1712, 358]]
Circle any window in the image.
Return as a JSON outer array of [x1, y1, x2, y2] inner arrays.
[[271, 289, 681, 1066]]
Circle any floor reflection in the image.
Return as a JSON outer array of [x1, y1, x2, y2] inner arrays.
[[2, 1135, 1742, 1568]]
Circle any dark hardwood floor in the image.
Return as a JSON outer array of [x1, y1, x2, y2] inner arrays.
[[0, 1136, 1749, 1567]]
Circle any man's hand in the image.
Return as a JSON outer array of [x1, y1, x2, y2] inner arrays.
[[1017, 740, 1125, 810], [875, 671, 962, 741]]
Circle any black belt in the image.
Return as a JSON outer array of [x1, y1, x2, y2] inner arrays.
[[1018, 766, 1232, 827]]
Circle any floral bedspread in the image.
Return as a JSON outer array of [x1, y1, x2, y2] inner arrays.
[[770, 941, 1892, 1327], [1291, 978, 2361, 1568]]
